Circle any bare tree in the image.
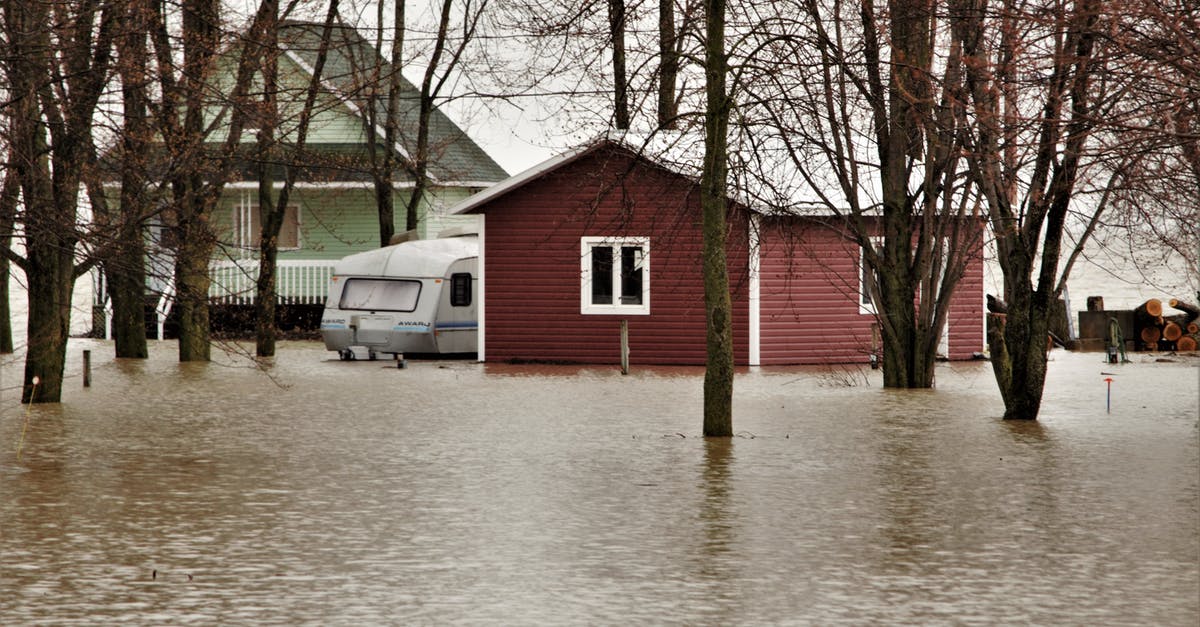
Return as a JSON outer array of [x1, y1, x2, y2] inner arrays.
[[700, 0, 733, 436], [951, 0, 1118, 419], [252, 2, 341, 358], [355, 1, 492, 244], [734, 0, 980, 389], [148, 0, 287, 362], [365, 1, 406, 247], [403, 0, 489, 233], [1, 0, 115, 402], [103, 0, 155, 359]]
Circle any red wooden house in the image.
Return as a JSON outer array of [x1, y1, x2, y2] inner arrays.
[[448, 140, 984, 366]]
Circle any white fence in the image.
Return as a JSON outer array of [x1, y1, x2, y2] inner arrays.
[[208, 259, 337, 305]]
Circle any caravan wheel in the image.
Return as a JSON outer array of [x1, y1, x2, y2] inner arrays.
[[339, 349, 354, 361]]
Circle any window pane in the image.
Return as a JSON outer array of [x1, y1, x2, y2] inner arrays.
[[279, 205, 300, 248], [620, 246, 643, 305], [339, 279, 422, 312], [450, 273, 471, 307], [591, 246, 613, 305], [237, 204, 300, 249]]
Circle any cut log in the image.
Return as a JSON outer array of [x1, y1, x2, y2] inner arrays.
[[1188, 323, 1199, 335], [1134, 299, 1165, 351], [1137, 298, 1163, 318], [1162, 321, 1183, 341], [1168, 299, 1200, 323], [1177, 336, 1197, 351]]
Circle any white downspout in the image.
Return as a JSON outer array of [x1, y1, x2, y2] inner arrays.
[[748, 214, 761, 366], [476, 215, 486, 362]]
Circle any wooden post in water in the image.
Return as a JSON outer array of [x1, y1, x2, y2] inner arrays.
[[82, 350, 91, 388], [620, 320, 630, 375]]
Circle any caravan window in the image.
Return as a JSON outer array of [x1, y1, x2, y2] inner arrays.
[[339, 279, 422, 312], [450, 273, 472, 307]]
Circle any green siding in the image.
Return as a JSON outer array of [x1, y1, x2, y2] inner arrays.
[[206, 185, 482, 302], [204, 54, 369, 146]]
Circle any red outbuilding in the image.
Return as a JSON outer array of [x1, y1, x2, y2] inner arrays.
[[448, 139, 984, 366]]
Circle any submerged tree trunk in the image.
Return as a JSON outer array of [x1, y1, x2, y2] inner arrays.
[[0, 169, 18, 353], [110, 0, 153, 359], [875, 0, 939, 389], [988, 259, 1052, 419], [6, 0, 114, 401], [254, 0, 337, 357], [253, 0, 282, 358], [700, 0, 733, 437], [171, 0, 222, 362], [174, 200, 215, 362], [955, 0, 1102, 419]]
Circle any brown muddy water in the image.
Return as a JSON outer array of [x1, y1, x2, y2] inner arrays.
[[1, 340, 1197, 625]]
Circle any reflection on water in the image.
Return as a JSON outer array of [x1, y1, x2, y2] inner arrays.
[[1, 340, 1197, 625]]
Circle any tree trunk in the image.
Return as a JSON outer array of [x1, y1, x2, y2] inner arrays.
[[108, 233, 149, 358], [871, 0, 940, 390], [5, 0, 110, 402], [1168, 298, 1199, 322], [989, 257, 1052, 420], [110, 0, 153, 359], [701, 0, 733, 437], [0, 169, 18, 354], [372, 0, 404, 247], [253, 0, 281, 358], [175, 194, 214, 362], [254, 0, 336, 357], [172, 0, 221, 362], [375, 178, 397, 247], [610, 0, 629, 130], [657, 0, 678, 129], [405, 0, 455, 235], [255, 242, 279, 356]]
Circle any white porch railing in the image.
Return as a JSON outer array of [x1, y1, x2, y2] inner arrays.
[[96, 259, 338, 340], [208, 259, 337, 305]]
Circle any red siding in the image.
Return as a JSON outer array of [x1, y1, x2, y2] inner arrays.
[[757, 221, 875, 364], [478, 147, 751, 366], [946, 240, 985, 360], [470, 143, 984, 366], [756, 219, 985, 365]]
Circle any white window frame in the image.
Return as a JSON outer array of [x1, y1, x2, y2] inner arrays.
[[859, 237, 883, 315], [580, 236, 650, 315], [234, 192, 301, 254]]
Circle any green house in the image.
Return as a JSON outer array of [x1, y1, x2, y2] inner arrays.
[[101, 20, 507, 337]]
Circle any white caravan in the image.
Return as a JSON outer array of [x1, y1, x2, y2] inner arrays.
[[320, 233, 478, 360]]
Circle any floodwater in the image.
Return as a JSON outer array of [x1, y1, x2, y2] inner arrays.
[[1, 341, 1196, 626]]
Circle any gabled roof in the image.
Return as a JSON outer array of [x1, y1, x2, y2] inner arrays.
[[446, 140, 610, 215], [447, 136, 765, 216], [277, 20, 508, 185]]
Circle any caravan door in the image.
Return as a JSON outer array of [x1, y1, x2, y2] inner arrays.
[[433, 258, 478, 353]]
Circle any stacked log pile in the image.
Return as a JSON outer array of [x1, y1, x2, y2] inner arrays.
[[1134, 298, 1199, 351]]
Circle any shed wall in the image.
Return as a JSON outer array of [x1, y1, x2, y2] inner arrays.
[[479, 149, 751, 365], [756, 219, 985, 365]]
